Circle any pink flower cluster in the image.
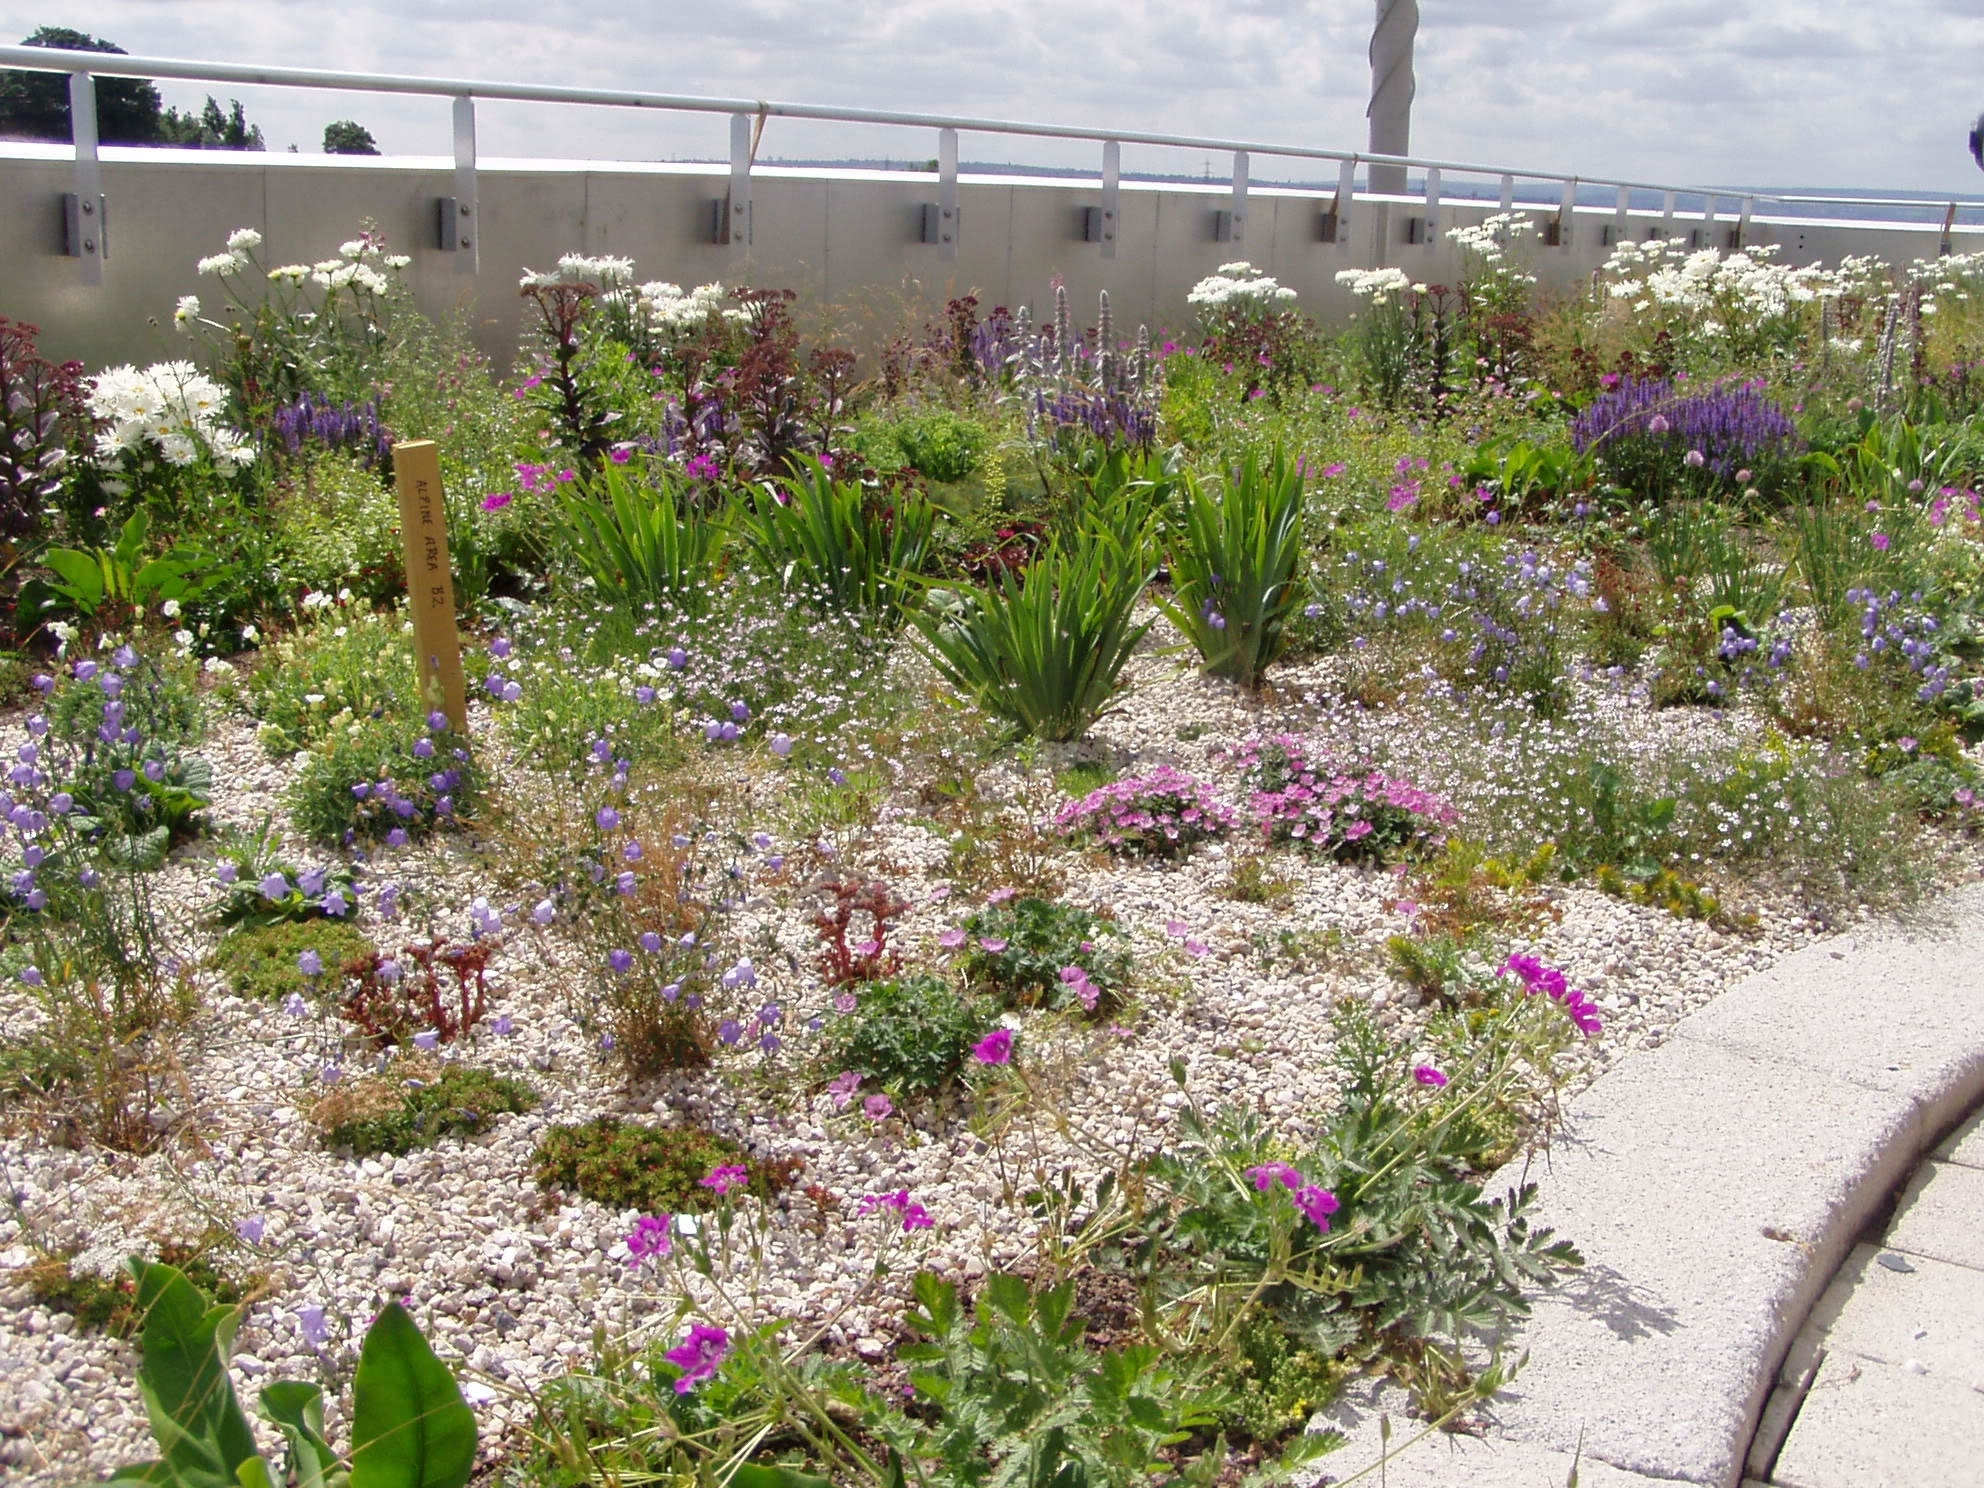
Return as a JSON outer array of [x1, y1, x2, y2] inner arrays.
[[1228, 734, 1455, 864], [1502, 953, 1604, 1037], [1052, 765, 1238, 860], [1245, 1161, 1341, 1233], [859, 1189, 935, 1231]]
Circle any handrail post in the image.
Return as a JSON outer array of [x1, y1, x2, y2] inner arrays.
[[1944, 201, 1958, 258], [1423, 165, 1440, 242], [1498, 173, 1514, 213], [451, 95, 478, 275], [1230, 148, 1248, 248], [1612, 183, 1630, 246], [1736, 193, 1754, 250], [1556, 177, 1576, 249], [727, 111, 752, 252], [937, 126, 958, 261], [1661, 188, 1677, 241], [1333, 157, 1356, 249], [68, 71, 105, 285], [1099, 139, 1119, 259]]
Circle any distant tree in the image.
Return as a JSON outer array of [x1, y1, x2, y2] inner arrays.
[[158, 95, 265, 150], [323, 119, 379, 155], [0, 26, 166, 143]]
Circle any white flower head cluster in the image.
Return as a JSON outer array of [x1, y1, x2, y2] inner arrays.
[[637, 280, 746, 333], [198, 227, 266, 279], [87, 361, 254, 471], [173, 295, 200, 333], [307, 235, 404, 295], [1187, 261, 1298, 313], [1599, 237, 1835, 331], [1335, 266, 1414, 305], [520, 254, 638, 290], [226, 228, 263, 254], [1446, 211, 1538, 262]]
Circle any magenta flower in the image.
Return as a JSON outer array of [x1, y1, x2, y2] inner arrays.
[[863, 1093, 894, 1120], [1247, 1162, 1304, 1193], [972, 1029, 1013, 1065], [1871, 532, 1891, 551], [1292, 1184, 1339, 1232], [1413, 1065, 1448, 1088], [978, 937, 1009, 953], [827, 1069, 862, 1109], [663, 1324, 730, 1393], [938, 927, 967, 950], [481, 491, 513, 512], [625, 1214, 672, 1266], [700, 1164, 750, 1196]]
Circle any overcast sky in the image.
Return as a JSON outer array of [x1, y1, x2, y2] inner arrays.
[[6, 2, 1981, 192]]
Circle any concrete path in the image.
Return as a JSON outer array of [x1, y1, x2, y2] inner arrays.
[[1315, 883, 1984, 1488], [1756, 1113, 1984, 1488]]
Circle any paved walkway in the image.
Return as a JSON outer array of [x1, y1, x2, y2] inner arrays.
[[1315, 882, 1984, 1488], [1753, 1113, 1984, 1488]]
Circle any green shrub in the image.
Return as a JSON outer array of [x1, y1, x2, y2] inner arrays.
[[288, 713, 479, 845], [894, 410, 989, 483], [491, 656, 687, 778], [531, 1119, 791, 1212], [914, 524, 1155, 742], [820, 972, 998, 1097], [958, 896, 1130, 1015], [1157, 447, 1307, 688], [208, 918, 375, 1002], [270, 450, 406, 601], [312, 1063, 538, 1156], [240, 602, 417, 758]]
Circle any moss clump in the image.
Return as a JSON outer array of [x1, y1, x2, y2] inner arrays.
[[207, 918, 375, 1002], [531, 1118, 796, 1213], [26, 1239, 253, 1336], [311, 1062, 538, 1156]]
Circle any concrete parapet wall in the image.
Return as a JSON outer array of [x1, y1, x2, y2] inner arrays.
[[0, 145, 1971, 370]]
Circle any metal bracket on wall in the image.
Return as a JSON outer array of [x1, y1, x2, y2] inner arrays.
[[66, 72, 105, 284], [451, 96, 478, 274], [1319, 157, 1355, 246], [1092, 138, 1119, 257], [61, 192, 108, 263], [721, 111, 752, 250]]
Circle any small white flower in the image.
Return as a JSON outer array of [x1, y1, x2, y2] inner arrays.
[[160, 598, 181, 618], [225, 228, 262, 253], [197, 252, 244, 278], [173, 295, 200, 331]]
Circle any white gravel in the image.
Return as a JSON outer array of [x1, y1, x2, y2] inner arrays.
[[1, 634, 1976, 1485]]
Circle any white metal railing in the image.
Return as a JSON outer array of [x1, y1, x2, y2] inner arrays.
[[8, 42, 1984, 288]]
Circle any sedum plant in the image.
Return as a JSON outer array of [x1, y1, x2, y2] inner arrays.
[[109, 1258, 475, 1488], [1156, 448, 1307, 688], [914, 521, 1155, 742]]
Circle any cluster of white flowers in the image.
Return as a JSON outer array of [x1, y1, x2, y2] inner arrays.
[[637, 279, 747, 333], [1600, 238, 1831, 323], [519, 254, 638, 290], [1187, 261, 1299, 314], [87, 362, 254, 470], [1334, 266, 1416, 305], [1446, 211, 1538, 263]]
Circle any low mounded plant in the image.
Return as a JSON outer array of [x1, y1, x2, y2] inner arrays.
[[820, 971, 998, 1097], [1052, 764, 1236, 859], [1231, 734, 1456, 864], [207, 917, 374, 1003], [288, 710, 478, 845], [310, 1061, 538, 1156], [531, 1118, 793, 1213], [954, 895, 1131, 1015]]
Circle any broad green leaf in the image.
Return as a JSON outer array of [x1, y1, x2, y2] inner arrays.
[[262, 1380, 343, 1488], [729, 1463, 834, 1488], [349, 1302, 477, 1488], [41, 547, 107, 608]]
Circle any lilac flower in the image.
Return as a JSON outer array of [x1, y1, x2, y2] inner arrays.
[[282, 992, 308, 1017], [235, 1216, 266, 1245], [662, 1324, 729, 1393], [972, 1029, 1014, 1065], [625, 1214, 672, 1266], [532, 898, 556, 926], [18, 966, 43, 987], [412, 1030, 440, 1052], [596, 807, 621, 830], [828, 1069, 862, 1109], [666, 647, 688, 669], [297, 950, 324, 977], [490, 1015, 515, 1036], [490, 637, 513, 660], [297, 1306, 330, 1347], [863, 1093, 893, 1120], [260, 873, 292, 900], [608, 948, 634, 974], [770, 733, 793, 757], [977, 937, 1009, 954]]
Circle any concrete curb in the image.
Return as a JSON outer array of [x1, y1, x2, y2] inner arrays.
[[1317, 882, 1984, 1488]]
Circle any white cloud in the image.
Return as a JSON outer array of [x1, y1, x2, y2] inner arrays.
[[4, 0, 1978, 190]]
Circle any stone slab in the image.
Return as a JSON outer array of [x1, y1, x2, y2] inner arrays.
[[1310, 1426, 1666, 1487], [1884, 1160, 1984, 1271], [1674, 885, 1984, 1126], [1450, 1040, 1923, 1486], [1806, 1243, 1984, 1386], [1770, 1351, 1984, 1488], [1932, 1109, 1984, 1170]]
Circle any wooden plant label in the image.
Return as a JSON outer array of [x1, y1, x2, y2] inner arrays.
[[391, 440, 469, 734]]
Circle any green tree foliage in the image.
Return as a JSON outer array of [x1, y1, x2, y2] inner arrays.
[[0, 29, 264, 148], [323, 119, 380, 155], [0, 28, 166, 143]]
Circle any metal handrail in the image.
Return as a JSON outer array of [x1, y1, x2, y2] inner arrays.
[[8, 42, 1983, 286], [8, 43, 1981, 212]]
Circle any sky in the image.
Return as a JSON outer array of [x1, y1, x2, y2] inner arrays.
[[5, 1, 1982, 194]]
